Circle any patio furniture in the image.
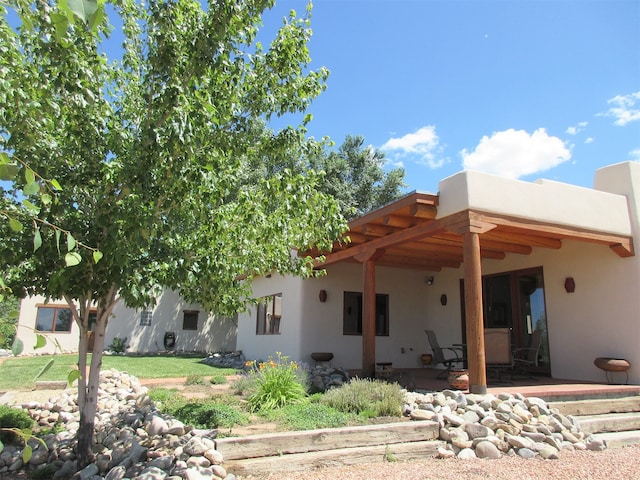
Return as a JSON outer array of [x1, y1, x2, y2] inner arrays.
[[512, 329, 543, 378], [425, 329, 466, 379], [484, 328, 513, 383], [594, 357, 631, 384]]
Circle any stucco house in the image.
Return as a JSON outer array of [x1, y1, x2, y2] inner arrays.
[[16, 289, 237, 355], [236, 161, 639, 392]]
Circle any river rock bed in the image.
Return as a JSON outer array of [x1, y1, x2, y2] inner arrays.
[[403, 389, 605, 460], [0, 370, 606, 479]]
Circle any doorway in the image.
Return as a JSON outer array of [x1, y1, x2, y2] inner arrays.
[[461, 267, 551, 375]]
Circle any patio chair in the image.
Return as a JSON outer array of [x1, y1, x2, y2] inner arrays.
[[484, 328, 513, 384], [425, 329, 466, 379], [512, 329, 543, 378]]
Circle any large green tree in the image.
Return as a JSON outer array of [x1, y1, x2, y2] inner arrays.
[[311, 135, 406, 218], [0, 0, 345, 466]]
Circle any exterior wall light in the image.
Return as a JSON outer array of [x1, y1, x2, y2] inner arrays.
[[319, 290, 327, 302], [440, 294, 448, 306], [564, 277, 575, 293]]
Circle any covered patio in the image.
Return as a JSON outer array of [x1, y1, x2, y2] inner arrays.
[[309, 174, 635, 394]]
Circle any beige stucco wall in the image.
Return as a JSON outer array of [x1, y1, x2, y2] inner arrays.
[[16, 295, 81, 355], [17, 290, 237, 355]]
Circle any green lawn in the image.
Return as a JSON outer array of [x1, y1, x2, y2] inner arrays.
[[0, 354, 239, 390]]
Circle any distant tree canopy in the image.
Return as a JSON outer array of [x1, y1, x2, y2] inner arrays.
[[310, 135, 407, 219]]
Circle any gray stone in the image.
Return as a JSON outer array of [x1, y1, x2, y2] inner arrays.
[[104, 466, 126, 480], [475, 440, 502, 459], [538, 445, 559, 460], [457, 448, 477, 459], [464, 422, 493, 439], [517, 448, 537, 459]]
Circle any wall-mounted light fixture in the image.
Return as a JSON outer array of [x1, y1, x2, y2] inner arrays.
[[564, 277, 575, 293], [440, 294, 448, 306], [319, 289, 327, 302], [426, 276, 434, 286]]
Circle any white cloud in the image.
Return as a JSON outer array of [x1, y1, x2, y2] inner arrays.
[[381, 126, 444, 168], [600, 91, 640, 126], [460, 128, 571, 179], [585, 137, 594, 144], [566, 121, 588, 135], [630, 149, 640, 160]]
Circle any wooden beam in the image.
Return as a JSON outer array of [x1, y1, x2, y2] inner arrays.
[[360, 224, 398, 237], [349, 192, 438, 229], [462, 230, 487, 394], [383, 214, 418, 228], [482, 230, 563, 249], [409, 203, 438, 219]]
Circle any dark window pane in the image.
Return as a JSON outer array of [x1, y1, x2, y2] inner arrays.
[[55, 309, 72, 332], [35, 308, 55, 332], [183, 311, 198, 330]]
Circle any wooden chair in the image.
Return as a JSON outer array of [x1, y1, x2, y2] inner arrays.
[[484, 328, 513, 383], [512, 329, 543, 378], [425, 329, 466, 379]]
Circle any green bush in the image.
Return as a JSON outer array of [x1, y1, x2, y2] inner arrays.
[[0, 405, 34, 444], [171, 402, 248, 429], [107, 337, 128, 354], [321, 378, 403, 417], [185, 374, 206, 386], [263, 402, 354, 431], [148, 388, 186, 412], [245, 352, 308, 413], [209, 375, 227, 385]]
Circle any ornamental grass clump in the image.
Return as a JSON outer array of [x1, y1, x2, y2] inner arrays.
[[321, 377, 404, 417], [245, 352, 309, 413]]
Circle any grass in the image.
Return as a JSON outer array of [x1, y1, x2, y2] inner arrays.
[[0, 354, 238, 390]]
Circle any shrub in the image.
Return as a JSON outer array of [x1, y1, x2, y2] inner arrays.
[[107, 337, 128, 354], [245, 352, 309, 413], [0, 405, 34, 444], [185, 375, 206, 386], [148, 388, 186, 412], [321, 378, 403, 417], [209, 375, 227, 385], [171, 402, 248, 429], [263, 403, 354, 431]]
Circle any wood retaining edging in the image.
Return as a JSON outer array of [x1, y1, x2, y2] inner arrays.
[[215, 420, 442, 475]]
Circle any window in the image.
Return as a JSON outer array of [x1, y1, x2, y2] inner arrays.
[[140, 310, 153, 327], [256, 293, 282, 335], [35, 305, 72, 333], [183, 310, 199, 330], [343, 291, 389, 336]]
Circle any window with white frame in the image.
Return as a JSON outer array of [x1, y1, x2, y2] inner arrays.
[[140, 310, 153, 327], [256, 293, 282, 335]]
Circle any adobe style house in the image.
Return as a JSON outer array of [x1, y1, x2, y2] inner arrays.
[[16, 289, 237, 355], [236, 161, 639, 392]]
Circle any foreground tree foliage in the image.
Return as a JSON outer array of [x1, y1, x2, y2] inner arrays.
[[0, 0, 346, 467]]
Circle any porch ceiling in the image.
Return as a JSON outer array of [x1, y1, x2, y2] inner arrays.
[[308, 192, 635, 271]]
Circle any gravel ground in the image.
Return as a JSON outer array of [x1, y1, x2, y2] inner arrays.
[[254, 444, 640, 480]]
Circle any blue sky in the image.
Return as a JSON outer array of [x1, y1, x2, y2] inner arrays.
[[262, 0, 640, 193]]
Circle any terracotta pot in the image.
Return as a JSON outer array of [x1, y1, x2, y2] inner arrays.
[[448, 369, 469, 390]]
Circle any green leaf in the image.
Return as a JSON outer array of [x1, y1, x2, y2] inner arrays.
[[50, 179, 63, 191], [51, 12, 70, 43], [9, 218, 23, 232], [34, 334, 47, 350], [22, 199, 40, 214], [62, 0, 99, 24], [41, 193, 52, 206], [22, 182, 39, 195], [11, 337, 24, 356], [22, 444, 32, 463], [0, 163, 19, 181], [0, 152, 9, 164], [33, 228, 43, 252], [92, 250, 103, 263], [65, 252, 82, 266], [0, 439, 4, 453], [68, 369, 81, 386], [35, 358, 55, 379], [55, 229, 62, 254], [25, 168, 35, 184], [8, 309, 20, 319], [66, 233, 76, 252]]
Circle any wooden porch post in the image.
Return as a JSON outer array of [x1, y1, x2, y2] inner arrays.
[[462, 230, 487, 394], [356, 249, 385, 378]]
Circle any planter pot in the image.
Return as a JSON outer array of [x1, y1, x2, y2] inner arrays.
[[421, 354, 433, 366], [447, 368, 469, 390]]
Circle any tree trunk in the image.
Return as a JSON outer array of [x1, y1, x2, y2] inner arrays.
[[69, 287, 118, 469]]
